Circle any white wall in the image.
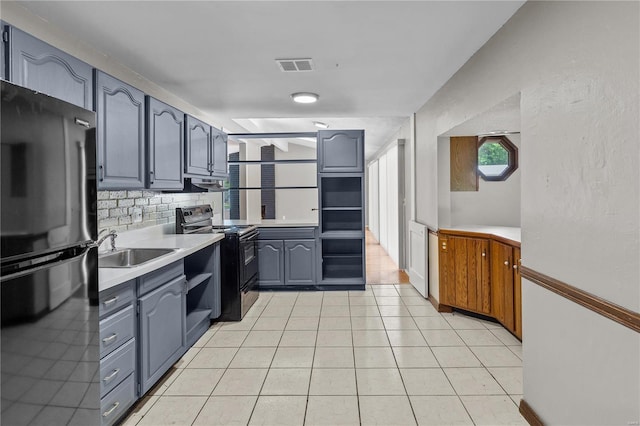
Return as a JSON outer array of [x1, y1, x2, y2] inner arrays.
[[440, 135, 521, 227], [274, 144, 318, 222], [385, 146, 399, 265], [414, 2, 639, 423], [368, 161, 380, 240]]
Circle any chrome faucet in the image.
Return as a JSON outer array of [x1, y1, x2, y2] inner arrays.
[[96, 229, 118, 252]]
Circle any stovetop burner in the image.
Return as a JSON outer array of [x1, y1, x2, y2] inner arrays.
[[176, 205, 257, 236]]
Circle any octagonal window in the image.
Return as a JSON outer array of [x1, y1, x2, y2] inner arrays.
[[477, 135, 518, 181]]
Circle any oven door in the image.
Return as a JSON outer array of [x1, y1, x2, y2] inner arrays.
[[239, 230, 258, 285]]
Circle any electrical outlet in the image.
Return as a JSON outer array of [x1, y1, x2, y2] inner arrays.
[[132, 208, 143, 223]]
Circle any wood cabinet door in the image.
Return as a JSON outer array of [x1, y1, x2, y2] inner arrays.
[[184, 115, 211, 176], [10, 27, 93, 109], [257, 240, 285, 286], [138, 275, 186, 395], [95, 71, 146, 189], [146, 97, 184, 190], [284, 240, 316, 285], [491, 240, 515, 329], [438, 235, 455, 306], [449, 236, 490, 314], [513, 247, 522, 339], [318, 130, 364, 173], [211, 127, 228, 177]]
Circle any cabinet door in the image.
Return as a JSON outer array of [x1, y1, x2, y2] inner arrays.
[[513, 247, 522, 339], [285, 240, 316, 285], [491, 240, 515, 329], [184, 115, 211, 176], [257, 240, 284, 286], [10, 27, 93, 109], [146, 97, 184, 190], [211, 127, 228, 177], [138, 275, 186, 394], [318, 130, 364, 173], [1, 22, 7, 81], [95, 70, 145, 189], [439, 235, 490, 314]]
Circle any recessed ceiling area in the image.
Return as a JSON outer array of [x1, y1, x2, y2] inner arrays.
[[11, 1, 525, 158]]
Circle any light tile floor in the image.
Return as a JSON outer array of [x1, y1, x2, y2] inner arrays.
[[123, 285, 526, 426]]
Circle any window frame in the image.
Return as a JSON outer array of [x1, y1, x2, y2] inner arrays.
[[477, 135, 518, 182]]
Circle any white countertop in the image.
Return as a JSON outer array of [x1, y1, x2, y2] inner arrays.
[[223, 219, 318, 228], [439, 225, 521, 244], [98, 233, 224, 292]]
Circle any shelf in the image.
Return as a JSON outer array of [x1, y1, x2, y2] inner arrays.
[[229, 186, 317, 190], [322, 207, 361, 211], [322, 210, 362, 232], [321, 176, 362, 208], [186, 309, 212, 336], [186, 273, 212, 292], [228, 159, 317, 165], [322, 254, 363, 259], [228, 132, 317, 139], [322, 257, 363, 279], [320, 231, 364, 239]]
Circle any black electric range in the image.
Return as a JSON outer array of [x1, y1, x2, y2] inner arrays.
[[176, 205, 259, 321]]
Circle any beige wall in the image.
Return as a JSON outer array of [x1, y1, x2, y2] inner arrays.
[[414, 1, 639, 423]]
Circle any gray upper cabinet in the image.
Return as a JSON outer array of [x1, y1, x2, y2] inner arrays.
[[318, 130, 364, 173], [184, 115, 211, 176], [138, 274, 186, 395], [95, 70, 146, 189], [258, 240, 285, 286], [146, 97, 184, 190], [284, 240, 316, 285], [9, 26, 93, 109], [211, 126, 228, 177]]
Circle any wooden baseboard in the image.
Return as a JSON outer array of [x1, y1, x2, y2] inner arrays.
[[427, 296, 453, 313], [519, 399, 544, 426], [520, 266, 640, 333]]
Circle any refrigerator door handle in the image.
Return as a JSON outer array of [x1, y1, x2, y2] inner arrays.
[[0, 247, 91, 282]]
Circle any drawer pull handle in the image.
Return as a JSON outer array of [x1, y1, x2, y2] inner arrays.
[[102, 401, 120, 417], [103, 368, 120, 383], [504, 261, 509, 266], [102, 333, 118, 344], [103, 296, 118, 306]]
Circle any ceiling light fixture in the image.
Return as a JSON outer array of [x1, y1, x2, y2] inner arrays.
[[313, 121, 329, 129], [291, 92, 319, 104]]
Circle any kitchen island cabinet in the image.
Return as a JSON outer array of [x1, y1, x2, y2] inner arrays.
[[257, 227, 316, 289], [438, 227, 522, 339]]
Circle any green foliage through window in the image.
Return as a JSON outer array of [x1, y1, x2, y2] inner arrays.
[[478, 142, 509, 166]]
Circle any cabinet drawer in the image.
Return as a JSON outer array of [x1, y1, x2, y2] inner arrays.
[[258, 227, 316, 240], [138, 260, 184, 295], [101, 372, 136, 426], [99, 305, 135, 358], [99, 280, 135, 318], [100, 338, 136, 398]]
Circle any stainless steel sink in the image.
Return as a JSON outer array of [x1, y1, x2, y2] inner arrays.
[[99, 248, 177, 268]]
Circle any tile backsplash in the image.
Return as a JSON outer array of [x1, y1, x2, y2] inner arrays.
[[97, 191, 219, 233]]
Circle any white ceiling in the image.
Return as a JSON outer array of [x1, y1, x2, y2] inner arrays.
[[14, 0, 525, 158]]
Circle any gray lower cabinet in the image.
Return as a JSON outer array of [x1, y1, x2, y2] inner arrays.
[[7, 26, 93, 109], [258, 240, 285, 286], [95, 70, 146, 189], [317, 129, 364, 173], [138, 273, 186, 395], [146, 96, 184, 190], [99, 280, 137, 426], [284, 240, 316, 285]]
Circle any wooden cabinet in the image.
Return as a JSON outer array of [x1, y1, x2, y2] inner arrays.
[[258, 240, 285, 286], [318, 130, 364, 173], [491, 241, 522, 339], [138, 273, 186, 395], [438, 230, 522, 339], [284, 240, 316, 285], [8, 26, 93, 109], [438, 235, 490, 315], [95, 70, 145, 189], [146, 96, 184, 190]]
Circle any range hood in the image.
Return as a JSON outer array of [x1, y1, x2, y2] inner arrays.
[[186, 178, 226, 191]]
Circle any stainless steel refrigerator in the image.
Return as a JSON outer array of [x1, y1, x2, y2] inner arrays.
[[1, 80, 100, 425]]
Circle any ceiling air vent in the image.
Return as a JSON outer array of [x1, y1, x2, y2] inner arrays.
[[276, 58, 314, 72]]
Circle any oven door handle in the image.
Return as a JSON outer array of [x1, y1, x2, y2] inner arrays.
[[240, 229, 259, 241]]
